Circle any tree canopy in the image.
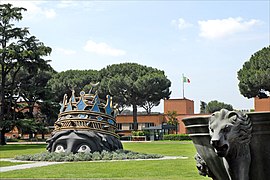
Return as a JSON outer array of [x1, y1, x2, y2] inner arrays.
[[135, 72, 171, 114], [166, 110, 178, 133], [0, 3, 52, 144], [238, 46, 270, 98], [200, 101, 207, 114], [99, 63, 171, 130], [205, 100, 233, 113], [47, 69, 99, 102]]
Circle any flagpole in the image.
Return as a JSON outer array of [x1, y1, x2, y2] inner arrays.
[[182, 74, 185, 99]]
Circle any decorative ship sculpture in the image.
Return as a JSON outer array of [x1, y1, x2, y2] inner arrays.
[[183, 109, 270, 180], [46, 83, 123, 153]]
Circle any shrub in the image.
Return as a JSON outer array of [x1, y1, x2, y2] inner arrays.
[[15, 154, 31, 161], [92, 152, 102, 161], [74, 152, 91, 161], [15, 150, 163, 162], [49, 152, 67, 162], [132, 131, 145, 136], [82, 153, 92, 161], [120, 136, 131, 141], [163, 134, 191, 141], [101, 150, 113, 160], [6, 138, 19, 142], [65, 153, 75, 161], [113, 151, 128, 160]]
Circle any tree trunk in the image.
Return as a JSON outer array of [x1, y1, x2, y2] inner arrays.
[[132, 103, 138, 131], [29, 131, 33, 139], [0, 129, 7, 145], [0, 66, 6, 145], [42, 132, 45, 140]]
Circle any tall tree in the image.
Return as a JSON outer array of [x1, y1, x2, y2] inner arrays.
[[16, 67, 56, 116], [166, 110, 178, 134], [206, 100, 233, 113], [99, 63, 171, 131], [16, 67, 56, 139], [47, 69, 99, 102], [238, 46, 270, 98], [134, 72, 171, 114], [0, 4, 52, 145]]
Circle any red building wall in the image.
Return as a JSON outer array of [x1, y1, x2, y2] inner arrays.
[[164, 98, 194, 114], [255, 97, 270, 111], [117, 114, 164, 124], [116, 98, 196, 135]]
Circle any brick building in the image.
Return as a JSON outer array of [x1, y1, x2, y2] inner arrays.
[[116, 97, 270, 137], [254, 97, 270, 111], [116, 98, 198, 136]]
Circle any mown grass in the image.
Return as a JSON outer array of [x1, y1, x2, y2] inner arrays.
[[0, 161, 29, 167], [123, 141, 195, 157], [0, 144, 46, 158], [0, 141, 210, 180]]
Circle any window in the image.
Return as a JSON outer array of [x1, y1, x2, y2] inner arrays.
[[116, 123, 122, 130], [145, 123, 154, 128], [129, 123, 134, 130]]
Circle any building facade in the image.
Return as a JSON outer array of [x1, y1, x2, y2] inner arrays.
[[116, 97, 270, 137], [116, 98, 197, 136], [254, 97, 270, 111]]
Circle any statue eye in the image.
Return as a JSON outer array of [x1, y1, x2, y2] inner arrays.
[[55, 145, 65, 153], [77, 145, 91, 153]]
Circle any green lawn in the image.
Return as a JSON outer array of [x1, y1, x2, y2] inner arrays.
[[0, 144, 46, 158], [0, 161, 29, 167], [0, 141, 210, 180]]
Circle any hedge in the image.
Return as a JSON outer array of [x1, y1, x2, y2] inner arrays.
[[163, 134, 191, 141], [15, 149, 164, 162]]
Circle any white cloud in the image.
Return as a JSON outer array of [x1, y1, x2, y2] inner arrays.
[[198, 17, 261, 39], [171, 18, 193, 30], [57, 1, 94, 11], [57, 1, 79, 8], [1, 1, 56, 19], [55, 48, 76, 55], [83, 40, 126, 57], [43, 9, 56, 19]]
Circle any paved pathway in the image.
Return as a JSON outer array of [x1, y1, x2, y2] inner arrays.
[[0, 156, 187, 172]]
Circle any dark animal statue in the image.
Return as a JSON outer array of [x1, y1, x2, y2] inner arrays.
[[209, 109, 252, 180]]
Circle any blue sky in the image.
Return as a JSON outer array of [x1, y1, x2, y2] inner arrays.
[[3, 0, 269, 113]]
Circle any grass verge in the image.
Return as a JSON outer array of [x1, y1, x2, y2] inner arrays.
[[0, 144, 46, 158], [0, 141, 210, 180], [0, 161, 29, 167]]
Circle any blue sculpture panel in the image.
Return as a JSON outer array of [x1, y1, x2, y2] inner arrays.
[[77, 99, 86, 110]]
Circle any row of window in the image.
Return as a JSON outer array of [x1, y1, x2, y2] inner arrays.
[[116, 123, 154, 130]]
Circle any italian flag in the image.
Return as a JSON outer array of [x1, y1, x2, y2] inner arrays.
[[183, 76, 190, 83]]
